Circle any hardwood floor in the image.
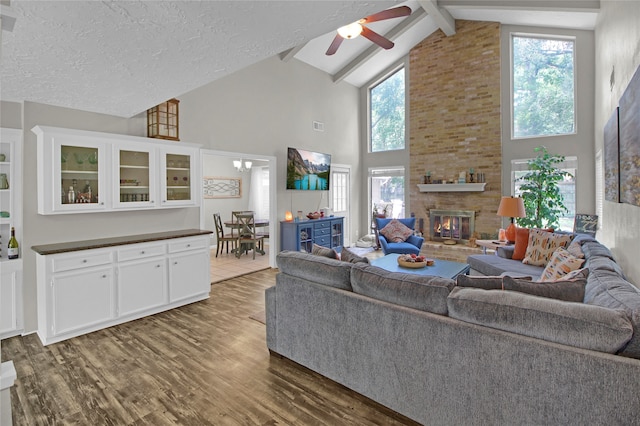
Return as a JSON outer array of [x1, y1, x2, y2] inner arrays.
[[1, 269, 418, 425]]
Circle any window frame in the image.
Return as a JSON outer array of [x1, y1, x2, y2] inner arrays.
[[511, 156, 578, 231], [510, 32, 577, 140], [368, 166, 405, 225], [368, 65, 406, 153]]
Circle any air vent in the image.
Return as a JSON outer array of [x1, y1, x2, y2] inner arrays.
[[313, 121, 324, 132]]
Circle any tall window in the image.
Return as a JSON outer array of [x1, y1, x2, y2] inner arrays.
[[512, 34, 575, 139], [369, 167, 405, 220], [511, 157, 577, 231], [370, 67, 405, 152]]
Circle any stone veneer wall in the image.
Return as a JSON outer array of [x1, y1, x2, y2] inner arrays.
[[409, 20, 502, 240]]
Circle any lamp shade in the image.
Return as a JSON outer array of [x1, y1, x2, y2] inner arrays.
[[497, 197, 526, 219], [497, 196, 526, 243]]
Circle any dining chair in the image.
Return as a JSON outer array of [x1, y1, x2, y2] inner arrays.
[[213, 213, 237, 257], [233, 212, 265, 259]]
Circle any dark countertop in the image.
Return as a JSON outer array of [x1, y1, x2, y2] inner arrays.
[[32, 229, 212, 255]]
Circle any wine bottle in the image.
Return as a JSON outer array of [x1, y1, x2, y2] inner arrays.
[[8, 227, 18, 259]]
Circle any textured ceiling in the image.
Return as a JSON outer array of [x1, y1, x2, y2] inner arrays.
[[1, 0, 399, 117], [1, 0, 598, 119]]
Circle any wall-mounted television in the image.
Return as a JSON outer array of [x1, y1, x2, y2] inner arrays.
[[286, 147, 331, 191]]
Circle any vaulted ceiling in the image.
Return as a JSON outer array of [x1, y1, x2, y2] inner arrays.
[[0, 1, 599, 118]]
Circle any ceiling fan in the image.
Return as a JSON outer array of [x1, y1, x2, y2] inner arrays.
[[326, 5, 412, 56]]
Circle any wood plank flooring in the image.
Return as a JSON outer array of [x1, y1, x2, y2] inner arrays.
[[1, 269, 418, 425]]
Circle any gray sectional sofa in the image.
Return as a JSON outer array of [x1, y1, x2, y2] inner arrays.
[[265, 245, 640, 425]]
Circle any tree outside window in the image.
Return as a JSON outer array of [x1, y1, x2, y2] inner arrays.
[[512, 35, 575, 138], [370, 67, 405, 152]]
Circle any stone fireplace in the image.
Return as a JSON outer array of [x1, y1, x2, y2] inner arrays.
[[430, 210, 475, 243]]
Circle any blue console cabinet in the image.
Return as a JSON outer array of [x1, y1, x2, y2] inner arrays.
[[280, 216, 344, 253]]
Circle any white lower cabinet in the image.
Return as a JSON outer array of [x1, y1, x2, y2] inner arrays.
[[0, 260, 23, 339], [36, 234, 210, 345], [169, 251, 209, 303], [52, 267, 115, 335], [117, 257, 167, 317]]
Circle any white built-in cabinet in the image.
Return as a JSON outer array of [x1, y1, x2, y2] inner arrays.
[[0, 128, 23, 340], [35, 232, 211, 346], [32, 125, 200, 215]]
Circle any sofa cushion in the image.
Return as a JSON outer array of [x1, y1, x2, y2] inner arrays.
[[503, 276, 586, 303], [582, 241, 615, 260], [584, 268, 640, 359], [496, 245, 514, 259], [539, 247, 585, 282], [447, 287, 633, 354], [467, 254, 545, 279], [351, 263, 455, 315], [523, 229, 573, 266], [340, 247, 370, 264], [276, 250, 352, 291], [379, 219, 414, 243], [586, 255, 625, 277], [312, 243, 338, 259]]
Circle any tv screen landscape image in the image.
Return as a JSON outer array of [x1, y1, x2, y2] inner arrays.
[[287, 147, 331, 190]]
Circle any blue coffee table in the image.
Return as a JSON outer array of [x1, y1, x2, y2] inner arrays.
[[370, 254, 470, 279]]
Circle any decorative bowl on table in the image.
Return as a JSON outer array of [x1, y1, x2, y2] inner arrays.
[[397, 254, 434, 268], [306, 212, 321, 220]]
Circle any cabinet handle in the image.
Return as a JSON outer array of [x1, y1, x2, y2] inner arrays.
[[174, 261, 178, 265], [101, 274, 107, 278], [141, 251, 145, 254], [156, 264, 161, 268], [82, 259, 88, 263], [186, 244, 191, 248]]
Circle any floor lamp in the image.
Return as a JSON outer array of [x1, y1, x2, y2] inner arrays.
[[497, 196, 526, 243]]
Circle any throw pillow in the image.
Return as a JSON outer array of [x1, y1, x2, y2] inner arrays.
[[340, 247, 370, 264], [311, 243, 338, 259], [539, 247, 585, 282], [566, 239, 585, 259], [456, 275, 504, 290], [522, 229, 573, 266], [503, 276, 586, 303], [562, 267, 589, 281], [512, 227, 530, 260], [379, 219, 414, 243]]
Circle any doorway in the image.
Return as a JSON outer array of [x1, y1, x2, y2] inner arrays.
[[200, 149, 277, 272], [331, 164, 351, 247]]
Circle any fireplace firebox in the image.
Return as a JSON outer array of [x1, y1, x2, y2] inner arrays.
[[430, 210, 475, 243]]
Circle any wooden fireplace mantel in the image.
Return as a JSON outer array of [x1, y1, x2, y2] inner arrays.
[[417, 183, 486, 192]]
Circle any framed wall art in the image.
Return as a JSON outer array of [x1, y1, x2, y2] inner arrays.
[[603, 107, 619, 203], [203, 177, 241, 199], [619, 65, 640, 207]]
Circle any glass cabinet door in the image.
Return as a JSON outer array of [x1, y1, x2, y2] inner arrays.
[[56, 142, 105, 212], [114, 147, 155, 208], [161, 149, 195, 206]]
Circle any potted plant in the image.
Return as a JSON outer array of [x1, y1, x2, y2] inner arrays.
[[516, 146, 572, 229]]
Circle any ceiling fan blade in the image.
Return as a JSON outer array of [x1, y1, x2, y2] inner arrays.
[[361, 26, 394, 50], [325, 34, 344, 55], [362, 5, 411, 24]]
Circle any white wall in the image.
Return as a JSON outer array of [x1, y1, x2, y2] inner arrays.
[[500, 26, 596, 217], [178, 55, 363, 244], [594, 1, 640, 286]]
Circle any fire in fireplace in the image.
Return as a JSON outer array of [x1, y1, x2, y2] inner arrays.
[[430, 210, 475, 243]]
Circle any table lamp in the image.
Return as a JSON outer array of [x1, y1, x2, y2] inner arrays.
[[496, 196, 526, 243]]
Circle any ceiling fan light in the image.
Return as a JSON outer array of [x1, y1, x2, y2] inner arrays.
[[337, 22, 362, 39]]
